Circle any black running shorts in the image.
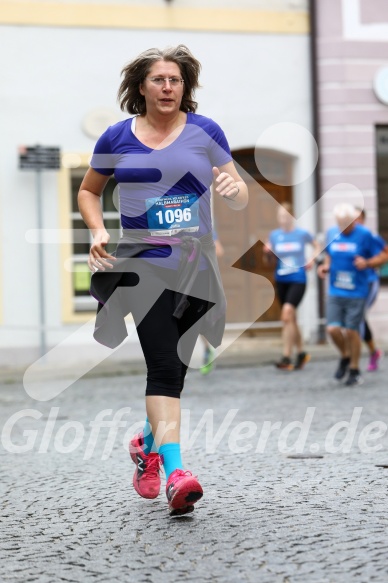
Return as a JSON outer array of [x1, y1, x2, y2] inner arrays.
[[275, 281, 306, 308]]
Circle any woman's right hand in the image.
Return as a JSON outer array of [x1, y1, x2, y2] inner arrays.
[[89, 229, 116, 272]]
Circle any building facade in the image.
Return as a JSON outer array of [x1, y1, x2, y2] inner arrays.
[[313, 0, 388, 344], [0, 0, 316, 366]]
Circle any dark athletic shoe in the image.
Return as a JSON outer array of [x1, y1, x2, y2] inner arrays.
[[345, 369, 363, 386], [275, 356, 294, 371], [294, 352, 311, 370], [166, 469, 203, 516], [334, 357, 350, 380]]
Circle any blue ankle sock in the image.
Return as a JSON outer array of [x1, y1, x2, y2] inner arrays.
[[143, 418, 157, 455], [159, 443, 183, 480]]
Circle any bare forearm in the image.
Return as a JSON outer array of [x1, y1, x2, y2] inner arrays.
[[309, 240, 321, 262], [368, 250, 388, 268], [78, 190, 106, 235]]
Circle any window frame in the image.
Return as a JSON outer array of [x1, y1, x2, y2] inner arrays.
[[59, 154, 121, 322]]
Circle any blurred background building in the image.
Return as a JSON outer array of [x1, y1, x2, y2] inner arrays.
[[0, 0, 386, 366], [312, 0, 388, 344]]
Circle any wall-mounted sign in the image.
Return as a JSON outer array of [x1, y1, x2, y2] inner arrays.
[[19, 145, 61, 170]]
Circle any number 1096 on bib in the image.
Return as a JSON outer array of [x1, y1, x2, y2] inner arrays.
[[145, 193, 200, 234]]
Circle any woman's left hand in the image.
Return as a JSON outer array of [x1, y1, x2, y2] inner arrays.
[[212, 167, 239, 199]]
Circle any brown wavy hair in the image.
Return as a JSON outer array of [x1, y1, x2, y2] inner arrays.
[[118, 45, 201, 115]]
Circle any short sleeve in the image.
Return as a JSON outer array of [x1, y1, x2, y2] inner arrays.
[[369, 232, 384, 257], [375, 234, 387, 251], [207, 121, 233, 167], [304, 230, 314, 244], [90, 128, 115, 176]]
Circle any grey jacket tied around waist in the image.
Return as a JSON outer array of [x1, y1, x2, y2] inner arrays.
[[90, 230, 227, 349]]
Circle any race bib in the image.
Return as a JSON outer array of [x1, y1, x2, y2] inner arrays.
[[334, 271, 355, 290], [275, 242, 302, 253], [145, 193, 200, 236], [277, 255, 299, 276]]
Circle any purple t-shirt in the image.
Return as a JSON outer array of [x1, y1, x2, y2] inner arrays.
[[91, 113, 232, 269]]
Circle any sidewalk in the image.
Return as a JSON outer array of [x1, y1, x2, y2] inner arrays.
[[0, 334, 344, 384]]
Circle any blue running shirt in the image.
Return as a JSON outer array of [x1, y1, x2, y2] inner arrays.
[[269, 228, 314, 283], [367, 233, 386, 283], [326, 224, 382, 298], [90, 113, 232, 269]]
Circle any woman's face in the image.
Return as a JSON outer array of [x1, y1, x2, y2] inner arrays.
[[139, 60, 184, 117], [277, 207, 294, 230]]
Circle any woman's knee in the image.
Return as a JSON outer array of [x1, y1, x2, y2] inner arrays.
[[281, 304, 295, 323], [145, 357, 186, 399], [326, 324, 340, 337]]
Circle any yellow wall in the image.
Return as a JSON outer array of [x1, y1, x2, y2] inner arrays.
[[0, 1, 309, 34]]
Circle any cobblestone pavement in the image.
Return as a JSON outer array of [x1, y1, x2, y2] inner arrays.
[[1, 354, 388, 583]]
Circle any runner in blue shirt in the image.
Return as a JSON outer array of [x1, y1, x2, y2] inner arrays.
[[78, 45, 248, 516], [264, 202, 318, 370], [355, 208, 388, 371], [318, 203, 386, 385]]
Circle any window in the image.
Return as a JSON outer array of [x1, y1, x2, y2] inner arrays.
[[376, 126, 388, 282], [70, 170, 120, 311]]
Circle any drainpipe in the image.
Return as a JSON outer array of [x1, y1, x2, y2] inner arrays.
[[309, 0, 326, 343]]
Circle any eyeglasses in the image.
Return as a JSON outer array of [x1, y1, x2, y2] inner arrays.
[[147, 76, 184, 87]]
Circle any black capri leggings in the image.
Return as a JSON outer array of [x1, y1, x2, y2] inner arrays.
[[363, 319, 372, 343], [121, 261, 211, 399]]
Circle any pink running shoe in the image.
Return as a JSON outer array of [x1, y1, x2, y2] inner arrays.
[[129, 433, 161, 499], [166, 469, 203, 516], [367, 349, 382, 372], [129, 432, 145, 463]]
